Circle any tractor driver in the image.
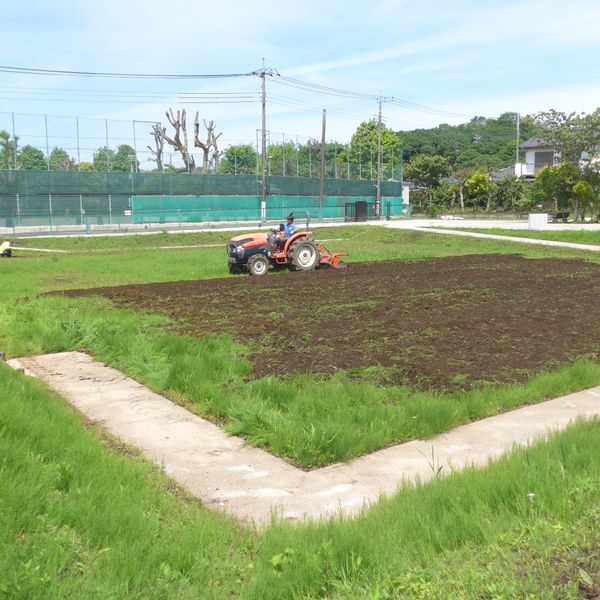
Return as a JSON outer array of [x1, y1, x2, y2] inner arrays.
[[283, 214, 297, 237], [271, 214, 297, 251]]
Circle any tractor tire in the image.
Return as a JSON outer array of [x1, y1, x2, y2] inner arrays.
[[247, 254, 269, 276], [228, 263, 244, 275], [288, 238, 320, 271]]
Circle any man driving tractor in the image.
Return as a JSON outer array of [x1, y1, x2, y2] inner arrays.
[[270, 214, 298, 251]]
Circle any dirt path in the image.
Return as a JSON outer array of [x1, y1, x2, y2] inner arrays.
[[8, 352, 600, 526]]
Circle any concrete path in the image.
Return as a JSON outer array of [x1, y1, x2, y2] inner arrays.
[[410, 226, 600, 252], [8, 352, 600, 526]]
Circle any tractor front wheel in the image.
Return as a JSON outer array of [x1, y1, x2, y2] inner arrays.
[[247, 254, 270, 276], [288, 239, 320, 271], [228, 263, 244, 275]]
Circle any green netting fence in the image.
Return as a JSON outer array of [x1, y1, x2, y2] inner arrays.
[[0, 170, 408, 228]]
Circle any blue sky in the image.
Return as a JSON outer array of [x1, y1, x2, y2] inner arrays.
[[1, 0, 599, 166]]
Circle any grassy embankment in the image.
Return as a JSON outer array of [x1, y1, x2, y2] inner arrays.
[[1, 226, 600, 597]]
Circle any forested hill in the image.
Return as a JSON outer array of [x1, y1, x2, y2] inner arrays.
[[399, 112, 536, 171]]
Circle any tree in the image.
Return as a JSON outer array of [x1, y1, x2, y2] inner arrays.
[[531, 161, 580, 212], [0, 130, 18, 170], [164, 108, 195, 172], [194, 116, 222, 174], [113, 144, 138, 172], [350, 121, 401, 178], [148, 124, 165, 172], [220, 144, 257, 175], [93, 147, 116, 172], [465, 171, 495, 211], [534, 109, 600, 167], [404, 154, 451, 188], [494, 175, 525, 213], [78, 161, 95, 172], [572, 180, 594, 221], [18, 145, 46, 170], [48, 147, 73, 171]]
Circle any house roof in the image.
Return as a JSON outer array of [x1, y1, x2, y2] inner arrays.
[[520, 137, 554, 150], [491, 166, 515, 181]]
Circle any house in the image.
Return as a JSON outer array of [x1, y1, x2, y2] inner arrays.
[[514, 137, 560, 177]]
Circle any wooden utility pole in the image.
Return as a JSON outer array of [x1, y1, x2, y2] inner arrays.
[[319, 109, 326, 220]]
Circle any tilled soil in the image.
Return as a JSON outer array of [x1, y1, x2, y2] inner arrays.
[[62, 254, 600, 389]]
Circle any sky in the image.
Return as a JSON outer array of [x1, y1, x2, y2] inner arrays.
[[1, 0, 599, 166]]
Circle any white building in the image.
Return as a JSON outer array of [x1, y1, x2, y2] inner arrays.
[[514, 137, 559, 177]]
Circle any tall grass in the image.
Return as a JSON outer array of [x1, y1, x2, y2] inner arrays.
[[0, 362, 251, 599], [2, 357, 599, 599], [244, 418, 600, 599]]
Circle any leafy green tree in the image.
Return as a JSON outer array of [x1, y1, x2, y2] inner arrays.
[[350, 121, 401, 179], [18, 145, 47, 170], [465, 171, 496, 211], [534, 109, 600, 166], [267, 141, 299, 177], [93, 147, 116, 172], [531, 161, 580, 212], [48, 147, 73, 171], [220, 144, 257, 175], [572, 180, 594, 221], [113, 144, 139, 172], [404, 154, 451, 188], [0, 130, 18, 170], [494, 175, 525, 212], [78, 161, 95, 172]]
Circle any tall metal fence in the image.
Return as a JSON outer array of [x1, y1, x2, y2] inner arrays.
[[0, 112, 402, 180], [0, 170, 408, 229]]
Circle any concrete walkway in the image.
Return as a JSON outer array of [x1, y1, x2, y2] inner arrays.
[[410, 226, 600, 252], [8, 352, 600, 526]]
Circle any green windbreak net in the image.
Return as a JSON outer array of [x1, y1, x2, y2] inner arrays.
[[0, 170, 407, 227]]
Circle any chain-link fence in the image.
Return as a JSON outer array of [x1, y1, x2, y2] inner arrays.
[[0, 112, 403, 180]]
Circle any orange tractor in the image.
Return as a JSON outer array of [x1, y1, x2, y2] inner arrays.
[[227, 212, 348, 275]]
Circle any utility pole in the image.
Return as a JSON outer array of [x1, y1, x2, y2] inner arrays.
[[319, 109, 326, 220], [254, 62, 279, 224], [376, 96, 383, 218], [515, 112, 521, 165]]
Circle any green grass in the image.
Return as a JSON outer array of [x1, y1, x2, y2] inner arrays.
[[1, 359, 598, 598], [452, 227, 600, 246], [3, 225, 600, 597]]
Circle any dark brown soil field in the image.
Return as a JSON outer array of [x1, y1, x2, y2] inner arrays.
[[63, 254, 600, 389]]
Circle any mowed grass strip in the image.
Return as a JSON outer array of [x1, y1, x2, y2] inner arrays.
[[1, 360, 599, 599], [3, 295, 600, 467]]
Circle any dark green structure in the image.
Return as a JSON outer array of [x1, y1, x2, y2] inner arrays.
[[0, 171, 409, 228]]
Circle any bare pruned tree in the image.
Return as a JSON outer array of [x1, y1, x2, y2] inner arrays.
[[163, 109, 195, 172], [194, 114, 222, 174], [147, 124, 166, 172]]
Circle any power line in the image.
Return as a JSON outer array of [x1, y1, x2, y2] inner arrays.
[[0, 65, 256, 79]]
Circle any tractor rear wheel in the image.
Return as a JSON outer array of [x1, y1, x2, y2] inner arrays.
[[288, 238, 320, 271], [247, 254, 269, 276]]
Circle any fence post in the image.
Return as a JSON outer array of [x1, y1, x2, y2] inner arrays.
[[48, 193, 53, 229], [16, 193, 21, 227], [108, 194, 112, 225]]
